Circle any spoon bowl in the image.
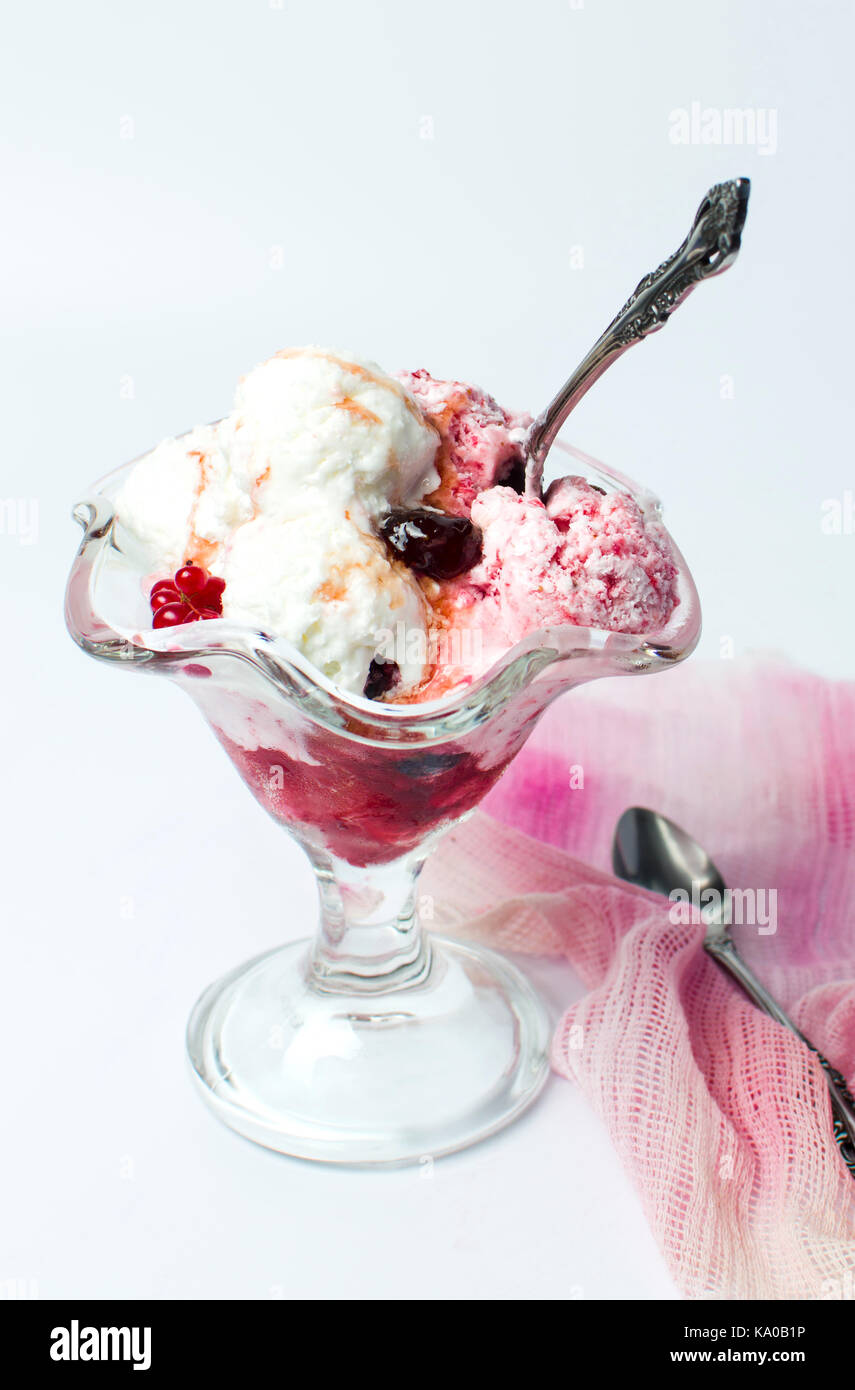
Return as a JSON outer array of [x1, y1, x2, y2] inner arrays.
[[613, 805, 725, 904]]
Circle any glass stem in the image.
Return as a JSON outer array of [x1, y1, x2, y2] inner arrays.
[[307, 847, 431, 993]]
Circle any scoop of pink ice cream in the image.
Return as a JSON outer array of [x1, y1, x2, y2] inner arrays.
[[397, 368, 530, 516], [457, 477, 678, 641]]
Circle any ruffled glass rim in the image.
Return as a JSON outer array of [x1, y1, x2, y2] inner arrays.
[[65, 438, 701, 743]]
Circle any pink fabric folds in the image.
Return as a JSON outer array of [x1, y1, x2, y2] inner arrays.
[[422, 657, 855, 1299]]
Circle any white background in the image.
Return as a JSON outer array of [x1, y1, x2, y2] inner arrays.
[[2, 0, 853, 1299]]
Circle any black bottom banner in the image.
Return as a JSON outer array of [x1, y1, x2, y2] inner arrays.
[[1, 1296, 847, 1374]]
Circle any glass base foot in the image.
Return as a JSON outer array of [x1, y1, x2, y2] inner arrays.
[[186, 935, 551, 1166]]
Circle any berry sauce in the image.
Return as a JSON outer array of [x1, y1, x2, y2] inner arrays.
[[217, 726, 512, 866]]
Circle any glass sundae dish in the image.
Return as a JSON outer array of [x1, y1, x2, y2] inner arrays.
[[65, 183, 745, 1164]]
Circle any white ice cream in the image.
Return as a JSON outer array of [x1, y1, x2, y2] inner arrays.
[[230, 350, 439, 518], [116, 423, 253, 569], [114, 348, 441, 693]]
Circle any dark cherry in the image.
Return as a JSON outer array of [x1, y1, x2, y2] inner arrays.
[[501, 456, 526, 495], [363, 658, 400, 701], [378, 509, 482, 580], [398, 751, 464, 778]]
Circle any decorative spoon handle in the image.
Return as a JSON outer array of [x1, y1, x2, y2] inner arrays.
[[706, 935, 855, 1179], [525, 178, 750, 497]]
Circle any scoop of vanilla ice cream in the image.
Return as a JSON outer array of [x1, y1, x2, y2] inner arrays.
[[115, 424, 252, 571], [220, 513, 427, 693], [114, 349, 440, 695], [231, 350, 439, 522]]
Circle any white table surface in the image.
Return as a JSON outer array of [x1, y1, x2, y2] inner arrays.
[[2, 0, 853, 1300]]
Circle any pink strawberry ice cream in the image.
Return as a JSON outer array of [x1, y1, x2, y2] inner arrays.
[[467, 478, 675, 636], [393, 371, 678, 700], [397, 369, 530, 514]]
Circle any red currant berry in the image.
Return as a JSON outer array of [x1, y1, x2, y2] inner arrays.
[[195, 608, 220, 620], [152, 603, 189, 629], [197, 577, 225, 612], [150, 589, 179, 612], [175, 564, 207, 596], [150, 579, 179, 598]]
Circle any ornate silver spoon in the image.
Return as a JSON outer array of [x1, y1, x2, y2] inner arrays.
[[525, 178, 750, 497]]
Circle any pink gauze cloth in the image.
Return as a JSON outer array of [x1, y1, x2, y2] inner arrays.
[[421, 656, 855, 1300]]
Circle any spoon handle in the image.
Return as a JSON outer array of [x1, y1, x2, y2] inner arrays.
[[525, 178, 750, 497], [705, 936, 855, 1179]]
